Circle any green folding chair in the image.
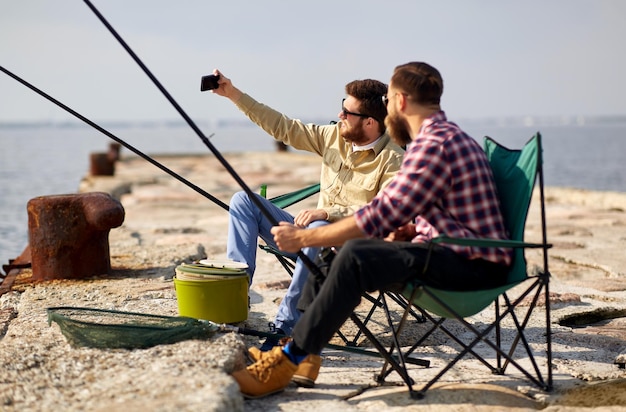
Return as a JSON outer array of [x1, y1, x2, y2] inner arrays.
[[358, 133, 552, 398], [259, 183, 426, 348], [259, 183, 321, 276]]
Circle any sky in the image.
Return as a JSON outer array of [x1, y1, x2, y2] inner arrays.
[[1, 0, 625, 125]]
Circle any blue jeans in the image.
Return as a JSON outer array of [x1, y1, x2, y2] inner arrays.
[[227, 191, 329, 335]]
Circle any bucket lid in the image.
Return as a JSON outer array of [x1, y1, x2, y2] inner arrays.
[[175, 262, 248, 281], [198, 259, 248, 270], [175, 271, 246, 281]]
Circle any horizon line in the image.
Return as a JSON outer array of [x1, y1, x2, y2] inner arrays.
[[2, 114, 626, 129]]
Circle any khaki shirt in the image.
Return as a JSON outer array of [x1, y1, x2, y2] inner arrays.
[[235, 94, 404, 222]]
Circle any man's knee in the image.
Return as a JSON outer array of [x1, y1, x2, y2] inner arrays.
[[229, 191, 249, 211], [306, 220, 330, 229]]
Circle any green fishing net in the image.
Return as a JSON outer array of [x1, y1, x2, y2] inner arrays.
[[47, 306, 219, 349]]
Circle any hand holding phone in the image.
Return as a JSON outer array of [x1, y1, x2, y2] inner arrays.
[[200, 74, 220, 91]]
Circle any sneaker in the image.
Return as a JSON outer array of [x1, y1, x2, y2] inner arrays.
[[248, 346, 321, 388], [259, 327, 286, 352], [232, 346, 297, 399]]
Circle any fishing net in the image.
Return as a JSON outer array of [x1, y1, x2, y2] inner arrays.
[[47, 306, 219, 349]]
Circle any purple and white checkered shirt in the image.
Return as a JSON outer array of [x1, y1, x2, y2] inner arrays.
[[354, 111, 512, 265]]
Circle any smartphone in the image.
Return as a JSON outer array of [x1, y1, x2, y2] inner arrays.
[[200, 74, 220, 91]]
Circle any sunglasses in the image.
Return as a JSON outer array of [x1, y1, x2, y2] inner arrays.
[[382, 92, 409, 107], [341, 98, 371, 119]]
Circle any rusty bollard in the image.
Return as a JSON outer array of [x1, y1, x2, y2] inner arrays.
[[90, 143, 122, 176], [90, 153, 114, 176], [108, 142, 122, 162], [27, 192, 125, 280]]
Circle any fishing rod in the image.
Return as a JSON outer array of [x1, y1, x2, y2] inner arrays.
[[0, 65, 229, 212], [82, 0, 325, 279], [2, 68, 414, 376]]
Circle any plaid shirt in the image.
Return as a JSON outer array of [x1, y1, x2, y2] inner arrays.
[[354, 111, 512, 265]]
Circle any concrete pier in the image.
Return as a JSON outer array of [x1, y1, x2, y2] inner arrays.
[[1, 151, 625, 411]]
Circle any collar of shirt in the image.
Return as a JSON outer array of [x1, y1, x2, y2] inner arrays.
[[352, 135, 382, 152], [417, 110, 447, 136]]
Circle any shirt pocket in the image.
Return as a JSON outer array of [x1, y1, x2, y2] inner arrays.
[[323, 151, 343, 173], [345, 171, 378, 193]]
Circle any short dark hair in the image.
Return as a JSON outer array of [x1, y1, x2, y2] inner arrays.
[[391, 62, 443, 105], [345, 79, 388, 133]]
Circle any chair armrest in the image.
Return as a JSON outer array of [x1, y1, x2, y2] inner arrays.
[[431, 235, 552, 249], [269, 183, 321, 209]]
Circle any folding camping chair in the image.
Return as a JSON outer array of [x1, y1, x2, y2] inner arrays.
[[259, 183, 425, 348], [259, 183, 383, 346], [259, 182, 321, 277], [358, 132, 553, 399]]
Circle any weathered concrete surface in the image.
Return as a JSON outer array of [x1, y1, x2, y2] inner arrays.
[[1, 152, 625, 411]]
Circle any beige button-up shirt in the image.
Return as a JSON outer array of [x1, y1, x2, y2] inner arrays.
[[235, 93, 404, 222]]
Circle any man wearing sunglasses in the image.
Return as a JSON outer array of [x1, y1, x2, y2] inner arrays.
[[210, 69, 404, 385]]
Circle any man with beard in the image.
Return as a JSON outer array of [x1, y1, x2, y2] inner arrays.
[[210, 70, 404, 364], [231, 62, 513, 399]]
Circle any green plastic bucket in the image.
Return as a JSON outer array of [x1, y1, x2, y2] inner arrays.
[[173, 275, 248, 324]]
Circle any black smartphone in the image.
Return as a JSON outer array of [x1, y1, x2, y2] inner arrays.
[[200, 74, 220, 91]]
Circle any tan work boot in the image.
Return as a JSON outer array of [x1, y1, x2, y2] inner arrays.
[[290, 354, 321, 388], [232, 346, 297, 399], [249, 346, 321, 388]]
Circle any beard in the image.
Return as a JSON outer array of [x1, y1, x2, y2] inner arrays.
[[385, 113, 412, 147], [340, 120, 370, 145]]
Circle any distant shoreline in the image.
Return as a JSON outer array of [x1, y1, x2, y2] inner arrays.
[[2, 114, 626, 130]]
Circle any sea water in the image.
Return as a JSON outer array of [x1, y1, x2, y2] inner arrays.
[[1, 118, 625, 269]]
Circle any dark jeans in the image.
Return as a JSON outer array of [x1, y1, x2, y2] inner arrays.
[[292, 238, 509, 355]]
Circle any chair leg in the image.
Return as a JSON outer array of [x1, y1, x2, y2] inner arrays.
[[499, 283, 551, 390], [348, 312, 419, 397], [275, 254, 295, 277], [385, 292, 426, 323], [495, 297, 503, 373], [375, 292, 433, 385], [394, 284, 552, 395], [333, 328, 355, 346], [351, 292, 384, 345], [454, 300, 550, 390], [544, 273, 553, 391]]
